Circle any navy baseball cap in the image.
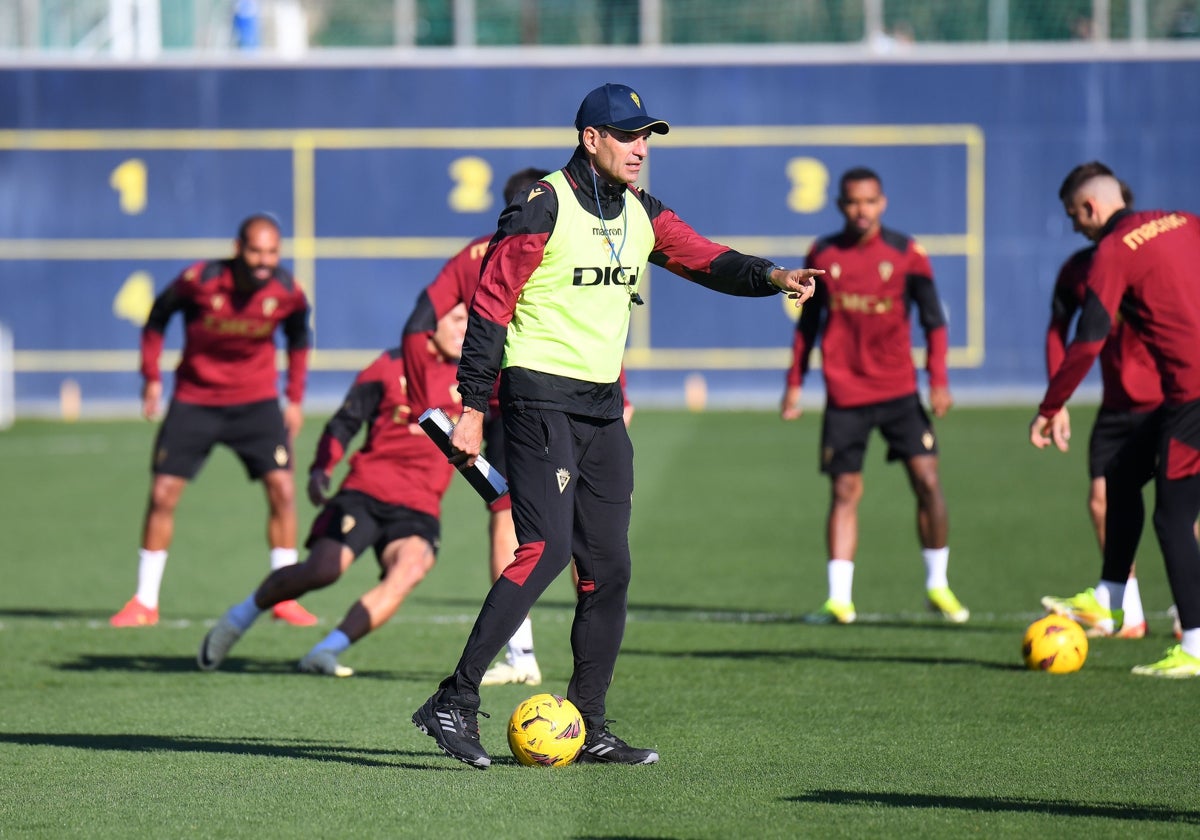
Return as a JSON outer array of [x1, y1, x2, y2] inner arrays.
[[574, 83, 670, 135]]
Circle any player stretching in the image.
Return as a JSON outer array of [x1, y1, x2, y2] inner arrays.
[[198, 305, 468, 675], [110, 215, 316, 628]]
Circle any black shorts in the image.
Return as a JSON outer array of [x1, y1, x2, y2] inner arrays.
[[820, 394, 937, 475], [152, 399, 290, 480], [1088, 407, 1158, 479], [306, 489, 441, 565], [483, 413, 511, 513]]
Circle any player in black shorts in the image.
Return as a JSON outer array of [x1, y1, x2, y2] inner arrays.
[[820, 395, 938, 476], [783, 168, 966, 627], [152, 400, 290, 481], [111, 216, 315, 628], [197, 304, 469, 676]]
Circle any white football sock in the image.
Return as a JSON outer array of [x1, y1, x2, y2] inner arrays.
[[1121, 576, 1145, 626], [270, 547, 299, 571], [1181, 629, 1200, 659], [310, 629, 351, 656], [506, 616, 536, 662], [227, 595, 265, 632], [134, 549, 168, 608], [922, 546, 950, 590], [1094, 579, 1123, 610], [828, 559, 854, 604]]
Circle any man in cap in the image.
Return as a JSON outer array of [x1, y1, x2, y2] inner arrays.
[[411, 82, 821, 768]]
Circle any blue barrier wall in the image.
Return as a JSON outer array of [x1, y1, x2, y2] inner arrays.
[[2, 58, 1198, 411]]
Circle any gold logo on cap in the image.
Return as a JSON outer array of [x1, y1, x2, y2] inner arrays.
[[630, 92, 641, 108]]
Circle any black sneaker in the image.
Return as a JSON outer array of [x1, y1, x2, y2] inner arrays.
[[411, 690, 492, 768], [576, 722, 659, 765]]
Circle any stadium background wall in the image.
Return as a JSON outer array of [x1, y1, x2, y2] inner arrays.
[[1, 57, 1197, 414]]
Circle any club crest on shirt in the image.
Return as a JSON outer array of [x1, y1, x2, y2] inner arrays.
[[556, 468, 571, 494], [829, 263, 841, 281], [878, 261, 894, 282], [341, 515, 356, 534], [262, 298, 278, 317], [211, 294, 225, 311]]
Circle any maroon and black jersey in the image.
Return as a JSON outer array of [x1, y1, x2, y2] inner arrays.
[[456, 147, 779, 419], [402, 233, 500, 416], [1041, 210, 1200, 417], [1045, 246, 1162, 413], [309, 337, 461, 518], [787, 227, 948, 409], [141, 259, 310, 406]]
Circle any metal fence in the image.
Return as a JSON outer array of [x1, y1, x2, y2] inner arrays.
[[3, 0, 1198, 57]]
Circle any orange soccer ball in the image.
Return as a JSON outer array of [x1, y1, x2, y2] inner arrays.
[[1022, 614, 1089, 673]]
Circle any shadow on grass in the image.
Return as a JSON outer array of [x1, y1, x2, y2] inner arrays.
[[0, 731, 469, 772], [0, 607, 112, 621], [621, 647, 1023, 671], [787, 789, 1200, 824], [54, 654, 444, 681]]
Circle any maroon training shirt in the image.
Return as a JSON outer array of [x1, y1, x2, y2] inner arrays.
[[788, 227, 948, 408], [1046, 246, 1162, 413], [308, 338, 460, 518], [1040, 210, 1200, 417], [140, 259, 310, 406]]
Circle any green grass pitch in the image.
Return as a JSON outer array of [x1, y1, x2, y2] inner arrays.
[[1, 407, 1198, 838]]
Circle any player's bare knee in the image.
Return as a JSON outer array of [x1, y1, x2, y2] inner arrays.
[[831, 474, 863, 507], [148, 478, 185, 514]]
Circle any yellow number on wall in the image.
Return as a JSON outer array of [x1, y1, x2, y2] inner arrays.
[[448, 156, 493, 213], [786, 157, 829, 214], [110, 158, 148, 215], [113, 271, 155, 326]]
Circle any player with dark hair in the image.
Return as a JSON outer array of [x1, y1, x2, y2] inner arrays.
[[781, 166, 968, 626], [111, 215, 316, 628], [1039, 163, 1161, 638], [403, 166, 632, 689], [411, 82, 819, 768], [198, 303, 469, 675], [1032, 165, 1200, 677]]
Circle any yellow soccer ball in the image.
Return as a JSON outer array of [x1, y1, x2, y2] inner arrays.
[[507, 693, 586, 767], [1022, 614, 1089, 673]]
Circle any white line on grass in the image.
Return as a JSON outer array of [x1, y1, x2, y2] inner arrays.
[[2, 608, 1170, 631]]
